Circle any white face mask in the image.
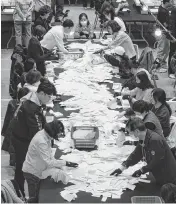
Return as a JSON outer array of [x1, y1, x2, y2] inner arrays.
[[81, 20, 87, 27], [33, 81, 40, 87]]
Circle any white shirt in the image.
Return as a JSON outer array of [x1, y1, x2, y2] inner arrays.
[[109, 31, 136, 59], [40, 25, 65, 52], [22, 129, 66, 179], [114, 17, 126, 32]]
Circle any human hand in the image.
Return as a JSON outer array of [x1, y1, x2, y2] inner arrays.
[[114, 92, 121, 97], [132, 169, 142, 177], [122, 95, 131, 100], [110, 168, 122, 176], [66, 161, 78, 168]]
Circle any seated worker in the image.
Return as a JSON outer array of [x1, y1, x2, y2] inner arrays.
[[40, 19, 74, 53], [132, 100, 164, 137], [161, 183, 176, 203], [150, 88, 172, 138], [96, 20, 136, 60], [74, 13, 95, 39], [1, 87, 29, 166], [100, 2, 126, 32], [34, 5, 52, 32], [110, 118, 176, 186], [23, 120, 78, 203], [102, 46, 132, 79], [122, 65, 152, 91], [121, 71, 154, 103], [23, 70, 42, 92], [27, 25, 57, 76]]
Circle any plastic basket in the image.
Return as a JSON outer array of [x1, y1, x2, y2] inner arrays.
[[59, 48, 84, 60], [71, 126, 99, 149], [131, 196, 163, 203]]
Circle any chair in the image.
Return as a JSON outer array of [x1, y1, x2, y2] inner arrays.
[[133, 44, 139, 61]]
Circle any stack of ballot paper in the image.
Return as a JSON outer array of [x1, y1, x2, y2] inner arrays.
[[44, 42, 151, 202]]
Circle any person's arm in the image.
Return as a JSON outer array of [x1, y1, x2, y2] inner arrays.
[[31, 43, 53, 62], [108, 32, 122, 48], [74, 24, 81, 39], [121, 87, 138, 98], [38, 143, 66, 168], [15, 0, 25, 20], [52, 31, 68, 53], [122, 143, 143, 168], [141, 139, 165, 174], [27, 0, 34, 13]]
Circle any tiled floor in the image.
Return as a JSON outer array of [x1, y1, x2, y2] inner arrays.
[[1, 5, 176, 192]]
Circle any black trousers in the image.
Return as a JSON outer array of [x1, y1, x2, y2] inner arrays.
[[83, 0, 94, 8], [168, 41, 176, 75], [24, 172, 41, 203], [11, 136, 29, 197]]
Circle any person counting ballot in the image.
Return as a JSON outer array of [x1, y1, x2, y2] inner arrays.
[[40, 19, 74, 53], [110, 118, 176, 186], [95, 20, 136, 60]]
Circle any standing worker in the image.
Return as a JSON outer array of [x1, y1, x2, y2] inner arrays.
[[13, 0, 34, 47], [11, 79, 56, 196]]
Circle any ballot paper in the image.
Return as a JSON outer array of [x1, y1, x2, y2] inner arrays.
[[46, 42, 150, 201], [73, 129, 95, 139]]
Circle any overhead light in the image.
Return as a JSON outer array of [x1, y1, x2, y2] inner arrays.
[[155, 28, 162, 37]]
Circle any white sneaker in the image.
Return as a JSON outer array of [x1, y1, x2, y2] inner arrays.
[[169, 74, 176, 79]]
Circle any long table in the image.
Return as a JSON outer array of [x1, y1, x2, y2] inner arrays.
[[38, 42, 161, 202], [119, 0, 156, 46]]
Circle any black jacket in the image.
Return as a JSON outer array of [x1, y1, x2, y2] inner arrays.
[[123, 129, 176, 185], [12, 93, 46, 144], [104, 54, 132, 79], [34, 16, 51, 32], [151, 104, 171, 137]]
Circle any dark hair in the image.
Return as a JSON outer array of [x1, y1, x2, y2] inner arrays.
[[161, 183, 176, 203], [136, 71, 154, 90], [37, 78, 57, 95], [163, 0, 170, 4], [152, 88, 172, 116], [107, 20, 121, 33], [34, 25, 46, 37], [26, 70, 42, 85], [126, 117, 146, 132], [39, 5, 51, 16], [124, 108, 135, 117], [44, 120, 65, 140], [132, 100, 150, 113], [14, 61, 24, 76], [79, 13, 90, 27], [17, 87, 29, 100], [63, 19, 74, 28], [101, 1, 115, 20], [24, 58, 35, 72]]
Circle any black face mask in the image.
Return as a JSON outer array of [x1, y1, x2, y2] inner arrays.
[[135, 82, 145, 89]]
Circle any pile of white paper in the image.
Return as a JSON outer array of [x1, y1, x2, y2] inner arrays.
[[45, 42, 149, 202]]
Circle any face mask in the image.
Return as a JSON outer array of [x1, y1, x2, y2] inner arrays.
[[80, 20, 87, 26], [33, 81, 40, 87]]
